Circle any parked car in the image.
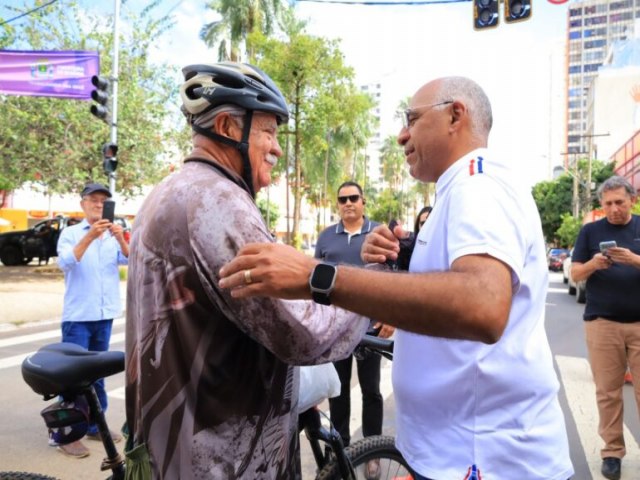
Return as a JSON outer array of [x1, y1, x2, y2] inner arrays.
[[0, 215, 131, 266], [547, 247, 570, 272], [562, 249, 586, 303]]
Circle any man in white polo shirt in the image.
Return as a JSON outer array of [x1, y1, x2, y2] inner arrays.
[[219, 76, 574, 480]]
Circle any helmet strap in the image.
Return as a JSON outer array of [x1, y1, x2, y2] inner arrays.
[[192, 109, 256, 198]]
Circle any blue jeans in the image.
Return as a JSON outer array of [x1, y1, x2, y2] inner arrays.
[[61, 319, 113, 434]]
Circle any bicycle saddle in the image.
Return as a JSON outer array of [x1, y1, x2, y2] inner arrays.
[[22, 342, 125, 397]]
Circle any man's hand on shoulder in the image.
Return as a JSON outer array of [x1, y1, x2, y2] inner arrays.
[[219, 243, 318, 300]]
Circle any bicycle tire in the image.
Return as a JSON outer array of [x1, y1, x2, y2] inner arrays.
[[0, 473, 58, 480], [315, 435, 414, 480]]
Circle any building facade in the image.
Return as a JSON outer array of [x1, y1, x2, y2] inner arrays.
[[566, 0, 640, 158]]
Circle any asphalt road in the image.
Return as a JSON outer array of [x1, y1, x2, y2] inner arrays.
[[1, 268, 640, 479]]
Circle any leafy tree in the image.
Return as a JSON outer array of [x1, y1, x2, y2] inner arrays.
[[532, 159, 615, 244], [556, 213, 582, 248], [257, 197, 279, 232], [0, 1, 188, 199], [367, 188, 402, 224], [200, 0, 288, 61], [532, 176, 574, 245], [379, 135, 404, 191], [247, 23, 375, 243]]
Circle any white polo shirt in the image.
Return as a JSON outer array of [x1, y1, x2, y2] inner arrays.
[[393, 149, 574, 480]]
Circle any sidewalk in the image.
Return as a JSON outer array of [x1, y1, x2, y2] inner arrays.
[[0, 264, 126, 332]]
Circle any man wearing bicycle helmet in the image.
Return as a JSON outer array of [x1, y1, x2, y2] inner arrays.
[[125, 61, 369, 479]]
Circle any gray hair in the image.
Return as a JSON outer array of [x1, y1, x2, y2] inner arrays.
[[597, 175, 636, 200], [435, 77, 493, 141], [191, 105, 246, 131]]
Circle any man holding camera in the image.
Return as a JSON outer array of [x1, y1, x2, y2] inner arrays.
[[52, 182, 129, 457], [571, 175, 640, 480]]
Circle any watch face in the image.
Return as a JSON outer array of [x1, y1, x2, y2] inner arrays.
[[312, 263, 336, 290]]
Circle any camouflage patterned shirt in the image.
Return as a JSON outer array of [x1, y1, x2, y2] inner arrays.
[[125, 158, 367, 479]]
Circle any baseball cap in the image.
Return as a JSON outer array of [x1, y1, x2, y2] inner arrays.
[[81, 183, 112, 198]]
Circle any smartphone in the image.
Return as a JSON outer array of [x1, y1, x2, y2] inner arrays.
[[102, 200, 115, 223], [599, 240, 617, 254]]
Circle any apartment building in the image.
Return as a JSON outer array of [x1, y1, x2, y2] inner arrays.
[[566, 0, 640, 158]]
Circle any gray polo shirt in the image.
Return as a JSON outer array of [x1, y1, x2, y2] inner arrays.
[[314, 217, 379, 266]]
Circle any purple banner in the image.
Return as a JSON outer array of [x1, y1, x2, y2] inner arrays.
[[0, 50, 100, 100]]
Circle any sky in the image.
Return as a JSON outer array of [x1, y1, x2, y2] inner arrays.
[[2, 0, 572, 187]]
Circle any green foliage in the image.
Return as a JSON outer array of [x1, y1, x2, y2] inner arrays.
[[0, 1, 189, 198], [555, 213, 582, 248], [532, 176, 573, 245], [367, 189, 403, 224], [247, 23, 376, 242], [200, 0, 288, 61], [257, 197, 279, 232], [379, 135, 405, 190], [532, 159, 616, 244]]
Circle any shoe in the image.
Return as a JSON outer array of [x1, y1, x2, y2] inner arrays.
[[601, 457, 621, 480], [365, 458, 381, 480], [624, 370, 633, 384], [57, 440, 90, 458], [85, 429, 123, 443]]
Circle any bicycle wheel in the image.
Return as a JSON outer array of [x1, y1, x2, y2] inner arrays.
[[316, 435, 415, 480], [0, 473, 58, 480]]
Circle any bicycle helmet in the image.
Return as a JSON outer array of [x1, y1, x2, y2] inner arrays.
[[180, 62, 289, 198]]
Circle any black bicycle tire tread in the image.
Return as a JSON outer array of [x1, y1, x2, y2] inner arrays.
[[315, 435, 411, 480], [0, 473, 59, 480]]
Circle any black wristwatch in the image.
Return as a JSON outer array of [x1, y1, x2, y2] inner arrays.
[[309, 262, 338, 305]]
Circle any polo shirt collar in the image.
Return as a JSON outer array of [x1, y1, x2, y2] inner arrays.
[[336, 216, 373, 235]]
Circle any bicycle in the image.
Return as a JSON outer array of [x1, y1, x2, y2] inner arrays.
[[302, 335, 415, 480], [2, 335, 414, 480]]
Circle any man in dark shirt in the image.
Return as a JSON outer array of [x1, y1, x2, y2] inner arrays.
[[315, 180, 394, 479], [571, 175, 640, 480]]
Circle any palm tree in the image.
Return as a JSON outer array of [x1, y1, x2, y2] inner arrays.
[[200, 0, 288, 61]]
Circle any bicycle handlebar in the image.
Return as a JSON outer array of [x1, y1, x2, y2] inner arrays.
[[355, 334, 394, 361]]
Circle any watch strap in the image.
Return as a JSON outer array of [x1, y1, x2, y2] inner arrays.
[[312, 290, 332, 306]]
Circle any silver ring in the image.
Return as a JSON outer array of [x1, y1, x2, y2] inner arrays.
[[244, 269, 253, 285]]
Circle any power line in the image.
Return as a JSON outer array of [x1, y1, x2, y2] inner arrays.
[[294, 0, 469, 4], [0, 0, 59, 27]]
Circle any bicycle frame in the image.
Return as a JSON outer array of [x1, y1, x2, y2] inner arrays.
[[299, 407, 356, 479]]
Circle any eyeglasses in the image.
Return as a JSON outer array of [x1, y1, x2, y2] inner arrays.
[[338, 194, 361, 204], [402, 100, 453, 129]]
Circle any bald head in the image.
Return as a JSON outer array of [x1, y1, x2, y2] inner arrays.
[[397, 76, 493, 182]]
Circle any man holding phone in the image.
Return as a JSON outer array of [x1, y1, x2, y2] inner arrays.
[[571, 175, 640, 480], [52, 182, 129, 458]]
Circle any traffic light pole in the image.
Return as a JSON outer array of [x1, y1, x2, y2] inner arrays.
[[108, 0, 120, 195]]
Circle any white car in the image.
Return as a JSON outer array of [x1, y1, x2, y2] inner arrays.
[[562, 249, 586, 304]]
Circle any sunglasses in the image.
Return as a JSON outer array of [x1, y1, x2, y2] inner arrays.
[[338, 194, 361, 204]]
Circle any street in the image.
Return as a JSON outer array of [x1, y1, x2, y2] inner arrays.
[[0, 271, 639, 479]]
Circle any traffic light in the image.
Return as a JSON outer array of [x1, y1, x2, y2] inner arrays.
[[505, 0, 531, 23], [102, 142, 118, 174], [90, 75, 110, 122], [473, 0, 499, 30]]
